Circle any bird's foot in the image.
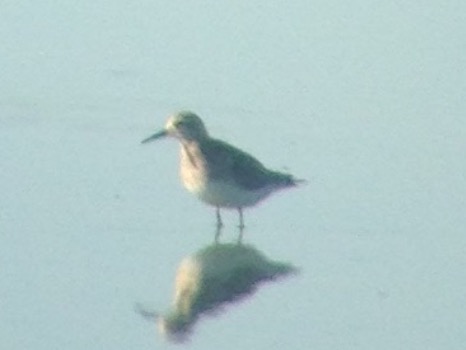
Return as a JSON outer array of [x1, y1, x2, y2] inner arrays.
[[214, 221, 223, 243], [236, 224, 245, 244]]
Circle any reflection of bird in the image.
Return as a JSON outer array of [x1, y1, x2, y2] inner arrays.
[[142, 111, 303, 231], [135, 243, 297, 342]]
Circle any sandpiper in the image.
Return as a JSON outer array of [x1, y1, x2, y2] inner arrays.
[[142, 111, 303, 234]]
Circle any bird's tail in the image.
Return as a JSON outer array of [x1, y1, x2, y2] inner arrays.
[[291, 177, 307, 186], [273, 172, 307, 187]]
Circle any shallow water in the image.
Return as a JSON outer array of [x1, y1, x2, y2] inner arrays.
[[1, 2, 466, 349]]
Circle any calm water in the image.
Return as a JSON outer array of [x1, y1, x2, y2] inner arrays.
[[2, 2, 465, 349]]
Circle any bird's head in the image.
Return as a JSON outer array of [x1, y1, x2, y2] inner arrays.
[[142, 111, 209, 144]]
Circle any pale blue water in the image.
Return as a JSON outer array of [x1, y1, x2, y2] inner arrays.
[[1, 2, 465, 349]]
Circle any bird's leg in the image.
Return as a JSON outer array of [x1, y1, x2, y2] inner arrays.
[[214, 225, 221, 244], [216, 206, 223, 228], [214, 207, 223, 243], [238, 207, 245, 229], [237, 207, 245, 243]]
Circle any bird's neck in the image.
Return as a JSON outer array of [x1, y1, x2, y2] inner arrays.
[[179, 135, 209, 147], [180, 140, 204, 169]]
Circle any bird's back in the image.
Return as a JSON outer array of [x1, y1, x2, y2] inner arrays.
[[199, 138, 298, 191]]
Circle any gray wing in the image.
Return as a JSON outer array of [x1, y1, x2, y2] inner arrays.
[[201, 139, 295, 190]]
